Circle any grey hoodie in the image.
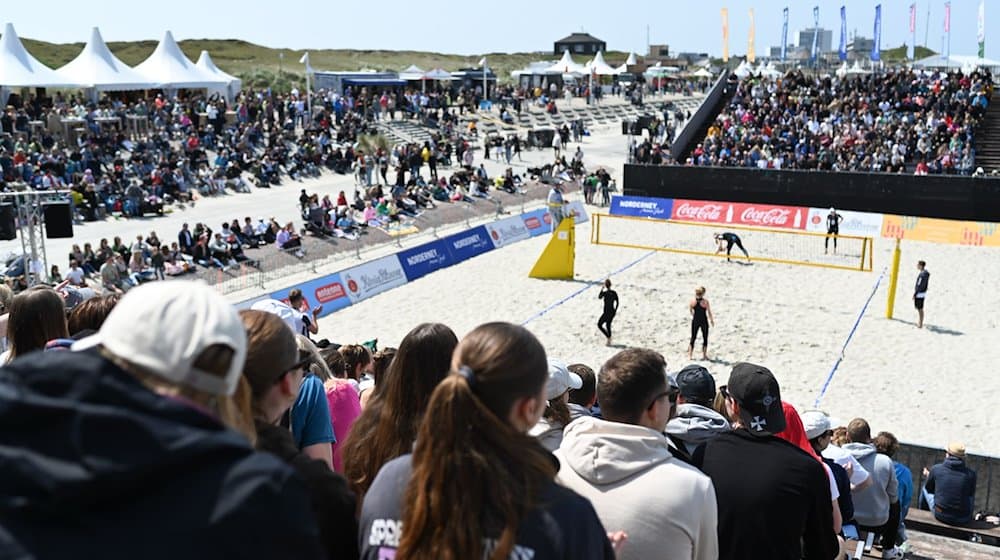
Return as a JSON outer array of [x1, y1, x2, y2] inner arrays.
[[528, 416, 565, 452], [568, 403, 593, 422], [665, 403, 731, 455], [555, 417, 718, 560], [842, 442, 898, 526]]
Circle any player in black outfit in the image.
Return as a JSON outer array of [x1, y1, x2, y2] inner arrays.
[[825, 208, 843, 254], [598, 279, 619, 346], [714, 233, 750, 262], [688, 286, 715, 360]]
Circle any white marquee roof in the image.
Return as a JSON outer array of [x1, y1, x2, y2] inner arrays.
[[586, 51, 618, 76], [134, 31, 227, 89], [547, 50, 586, 75], [196, 50, 241, 91], [0, 23, 77, 87], [58, 27, 154, 91]]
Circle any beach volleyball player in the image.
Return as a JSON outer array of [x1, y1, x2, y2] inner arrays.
[[825, 208, 843, 254], [598, 279, 619, 346], [714, 232, 750, 262], [688, 286, 715, 360]]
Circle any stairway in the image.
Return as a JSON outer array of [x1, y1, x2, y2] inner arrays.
[[974, 103, 1000, 173]]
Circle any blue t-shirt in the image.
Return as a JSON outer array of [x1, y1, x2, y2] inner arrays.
[[290, 375, 336, 449]]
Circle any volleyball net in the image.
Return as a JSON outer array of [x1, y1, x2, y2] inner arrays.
[[591, 214, 874, 272]]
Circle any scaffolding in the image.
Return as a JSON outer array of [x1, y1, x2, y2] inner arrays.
[[1, 187, 71, 287]]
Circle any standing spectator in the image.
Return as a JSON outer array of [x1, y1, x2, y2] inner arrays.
[[358, 322, 615, 559], [250, 289, 321, 338], [875, 431, 913, 549], [556, 348, 718, 560], [666, 364, 731, 457], [527, 359, 582, 451], [921, 442, 977, 526], [177, 223, 194, 254], [843, 418, 902, 558], [700, 363, 839, 560]]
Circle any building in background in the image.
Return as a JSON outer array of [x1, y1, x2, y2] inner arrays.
[[797, 27, 833, 54], [554, 33, 606, 56]]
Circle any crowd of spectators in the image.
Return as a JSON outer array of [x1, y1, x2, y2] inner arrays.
[[0, 278, 986, 559], [678, 69, 993, 174]]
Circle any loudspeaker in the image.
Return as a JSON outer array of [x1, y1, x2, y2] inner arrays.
[[43, 202, 73, 239], [0, 205, 15, 241]]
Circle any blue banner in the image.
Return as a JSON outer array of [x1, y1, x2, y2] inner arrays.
[[839, 6, 848, 61], [444, 225, 495, 263], [609, 195, 674, 220], [812, 6, 820, 61], [270, 272, 352, 318], [398, 238, 454, 281], [781, 7, 789, 61], [521, 208, 553, 238], [872, 4, 882, 62]]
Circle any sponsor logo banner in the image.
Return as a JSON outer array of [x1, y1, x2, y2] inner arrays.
[[444, 225, 495, 263], [521, 208, 553, 237], [269, 272, 352, 317], [882, 215, 1000, 246], [672, 199, 806, 230], [609, 195, 673, 219], [485, 215, 531, 248], [398, 239, 454, 281], [806, 208, 884, 237], [564, 200, 590, 224], [341, 255, 408, 304]]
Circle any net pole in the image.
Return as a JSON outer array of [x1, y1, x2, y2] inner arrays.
[[885, 238, 902, 319]]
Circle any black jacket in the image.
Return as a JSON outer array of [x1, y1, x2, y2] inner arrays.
[[255, 420, 359, 559], [926, 456, 977, 525], [0, 350, 324, 560], [700, 429, 839, 560]]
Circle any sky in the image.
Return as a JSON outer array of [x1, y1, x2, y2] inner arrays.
[[2, 0, 994, 59]]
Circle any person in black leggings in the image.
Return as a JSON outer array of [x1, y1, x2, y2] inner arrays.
[[688, 286, 715, 360], [598, 279, 619, 346], [714, 232, 750, 262]]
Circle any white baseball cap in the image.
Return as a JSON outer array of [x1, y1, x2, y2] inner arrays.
[[73, 280, 247, 396], [800, 409, 835, 440], [545, 359, 582, 400]]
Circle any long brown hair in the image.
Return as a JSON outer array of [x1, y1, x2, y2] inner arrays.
[[339, 344, 371, 380], [342, 323, 457, 496], [397, 322, 555, 560], [8, 286, 68, 359]]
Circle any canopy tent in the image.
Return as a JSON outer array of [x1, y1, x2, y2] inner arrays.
[[625, 52, 637, 65], [835, 61, 849, 78], [134, 31, 227, 90], [57, 27, 154, 91], [756, 61, 781, 78], [913, 54, 1000, 72], [691, 67, 713, 78], [547, 50, 586, 75], [644, 63, 679, 77], [195, 50, 241, 102], [398, 64, 425, 81], [847, 61, 868, 75], [733, 61, 752, 79], [423, 68, 453, 81], [0, 23, 77, 88], [586, 51, 618, 76]]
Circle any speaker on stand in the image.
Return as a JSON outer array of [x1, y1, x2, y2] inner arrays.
[[43, 202, 74, 239], [0, 204, 15, 241]]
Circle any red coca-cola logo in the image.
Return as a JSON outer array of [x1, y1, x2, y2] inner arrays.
[[674, 202, 724, 222], [740, 207, 791, 226], [315, 282, 346, 303], [347, 278, 358, 293], [490, 229, 500, 240], [543, 213, 552, 224], [525, 217, 541, 229], [811, 213, 822, 225]]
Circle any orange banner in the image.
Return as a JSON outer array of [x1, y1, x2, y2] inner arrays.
[[882, 215, 1000, 247], [721, 8, 730, 63]]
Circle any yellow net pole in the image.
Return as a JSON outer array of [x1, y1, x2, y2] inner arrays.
[[885, 238, 902, 319]]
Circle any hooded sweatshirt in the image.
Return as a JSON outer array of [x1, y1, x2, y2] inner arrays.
[[0, 349, 324, 559], [528, 416, 566, 452], [842, 442, 898, 526], [555, 417, 718, 560], [665, 403, 731, 455]]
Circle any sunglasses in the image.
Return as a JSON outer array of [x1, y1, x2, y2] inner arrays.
[[647, 388, 679, 411]]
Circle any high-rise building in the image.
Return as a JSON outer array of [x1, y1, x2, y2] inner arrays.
[[796, 28, 833, 54]]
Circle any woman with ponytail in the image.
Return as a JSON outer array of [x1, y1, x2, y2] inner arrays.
[[358, 322, 615, 560]]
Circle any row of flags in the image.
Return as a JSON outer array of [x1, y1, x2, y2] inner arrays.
[[721, 1, 986, 64]]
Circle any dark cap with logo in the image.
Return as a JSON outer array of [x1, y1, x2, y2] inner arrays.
[[674, 364, 716, 404], [727, 362, 785, 436]]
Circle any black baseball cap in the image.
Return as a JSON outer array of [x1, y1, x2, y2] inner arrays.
[[675, 365, 716, 403], [727, 362, 786, 436]]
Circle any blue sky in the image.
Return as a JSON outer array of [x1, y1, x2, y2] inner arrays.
[[3, 1, 993, 58]]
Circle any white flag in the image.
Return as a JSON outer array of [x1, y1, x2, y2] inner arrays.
[[478, 57, 486, 67], [299, 52, 313, 73], [978, 0, 986, 54]]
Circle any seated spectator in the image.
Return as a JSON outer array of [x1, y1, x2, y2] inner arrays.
[[802, 409, 860, 540], [527, 359, 581, 451], [3, 286, 69, 363], [665, 364, 731, 458], [290, 334, 336, 469], [556, 348, 718, 560], [276, 222, 304, 257], [208, 233, 237, 268], [99, 255, 125, 293], [566, 363, 598, 421], [0, 281, 324, 557], [66, 293, 121, 336], [875, 432, 912, 548], [921, 442, 977, 526], [66, 259, 87, 287], [321, 346, 361, 473], [844, 418, 902, 558]]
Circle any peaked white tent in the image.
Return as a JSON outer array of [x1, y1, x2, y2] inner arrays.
[[0, 23, 76, 88], [398, 64, 425, 81], [586, 51, 618, 76], [58, 27, 154, 91], [913, 54, 1000, 72], [547, 50, 586, 74], [423, 68, 453, 81], [134, 31, 226, 90], [625, 52, 637, 65], [692, 67, 714, 78], [196, 50, 241, 101]]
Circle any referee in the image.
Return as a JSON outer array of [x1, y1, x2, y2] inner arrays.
[[825, 207, 843, 254]]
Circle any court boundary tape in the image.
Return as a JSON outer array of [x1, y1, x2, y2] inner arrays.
[[521, 249, 658, 326], [813, 266, 888, 408]]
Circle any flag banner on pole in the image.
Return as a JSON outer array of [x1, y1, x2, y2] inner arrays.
[[910, 3, 917, 33], [748, 8, 756, 63], [478, 57, 487, 67], [722, 8, 730, 63], [979, 0, 986, 58], [781, 7, 789, 61], [944, 2, 950, 33], [839, 6, 848, 61], [872, 4, 882, 62], [812, 6, 820, 61], [299, 52, 312, 73]]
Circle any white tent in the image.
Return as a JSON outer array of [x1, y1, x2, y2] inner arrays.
[[733, 61, 752, 79], [398, 64, 425, 81], [847, 61, 868, 75], [835, 61, 849, 78], [423, 68, 453, 81], [692, 67, 713, 78], [586, 51, 618, 76], [625, 52, 637, 65], [134, 31, 227, 90], [0, 23, 77, 88], [196, 50, 241, 101], [58, 27, 154, 91], [913, 54, 1000, 71], [547, 50, 586, 74]]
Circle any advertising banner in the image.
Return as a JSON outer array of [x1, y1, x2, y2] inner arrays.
[[882, 215, 1000, 247], [672, 199, 806, 230], [522, 208, 553, 237], [609, 195, 673, 220], [444, 225, 495, 263], [341, 255, 408, 304], [564, 200, 590, 224], [806, 208, 884, 237], [485, 215, 531, 248], [270, 272, 352, 317], [398, 239, 454, 281]]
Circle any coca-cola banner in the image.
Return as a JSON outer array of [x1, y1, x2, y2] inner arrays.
[[609, 195, 674, 220], [671, 199, 807, 230]]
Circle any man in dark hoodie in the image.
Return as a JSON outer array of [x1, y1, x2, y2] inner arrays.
[[922, 442, 977, 526], [665, 365, 730, 459], [0, 281, 323, 559]]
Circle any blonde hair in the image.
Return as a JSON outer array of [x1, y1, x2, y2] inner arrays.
[[295, 334, 332, 381], [695, 286, 706, 297]]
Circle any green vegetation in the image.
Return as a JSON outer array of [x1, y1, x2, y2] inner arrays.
[[15, 35, 638, 92], [881, 44, 937, 62]]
